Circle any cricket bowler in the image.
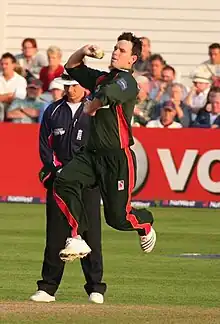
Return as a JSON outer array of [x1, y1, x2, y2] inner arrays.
[[54, 32, 156, 262]]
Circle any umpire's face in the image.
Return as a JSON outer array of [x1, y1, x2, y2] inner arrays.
[[64, 84, 85, 103], [110, 40, 137, 70]]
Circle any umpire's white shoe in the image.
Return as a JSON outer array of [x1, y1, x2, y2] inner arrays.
[[140, 227, 156, 253], [59, 236, 91, 262], [30, 290, 55, 302], [89, 292, 104, 304]]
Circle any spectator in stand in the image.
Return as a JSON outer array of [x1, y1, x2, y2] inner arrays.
[[195, 87, 220, 119], [184, 72, 211, 121], [132, 75, 157, 127], [49, 79, 65, 101], [147, 100, 182, 128], [40, 46, 64, 92], [6, 78, 45, 123], [133, 37, 152, 76], [150, 65, 176, 103], [207, 86, 220, 108], [193, 92, 220, 128], [0, 52, 27, 121], [194, 43, 220, 85], [149, 54, 165, 82], [152, 83, 191, 127], [148, 54, 166, 99], [16, 38, 47, 80], [39, 79, 65, 122]]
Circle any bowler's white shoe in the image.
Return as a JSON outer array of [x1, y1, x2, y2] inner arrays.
[[140, 227, 156, 253], [30, 290, 55, 302], [59, 236, 91, 262], [89, 292, 104, 304]]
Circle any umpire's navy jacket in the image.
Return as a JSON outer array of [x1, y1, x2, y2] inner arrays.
[[40, 95, 90, 169]]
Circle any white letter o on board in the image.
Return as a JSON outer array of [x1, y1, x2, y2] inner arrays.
[[197, 150, 220, 193]]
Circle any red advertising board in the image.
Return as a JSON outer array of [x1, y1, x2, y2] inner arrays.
[[132, 128, 220, 202], [0, 124, 220, 206], [0, 123, 45, 201]]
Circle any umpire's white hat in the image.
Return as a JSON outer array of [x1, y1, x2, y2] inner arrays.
[[54, 70, 79, 86]]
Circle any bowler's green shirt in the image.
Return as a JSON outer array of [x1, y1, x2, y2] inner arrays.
[[66, 63, 138, 150]]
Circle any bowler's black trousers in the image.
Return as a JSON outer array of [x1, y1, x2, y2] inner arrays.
[[54, 148, 154, 238], [37, 187, 106, 296]]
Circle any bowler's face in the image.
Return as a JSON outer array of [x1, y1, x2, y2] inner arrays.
[[110, 40, 137, 70]]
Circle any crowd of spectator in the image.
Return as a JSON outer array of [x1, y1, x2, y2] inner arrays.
[[0, 38, 65, 124], [132, 38, 220, 128], [0, 36, 220, 128]]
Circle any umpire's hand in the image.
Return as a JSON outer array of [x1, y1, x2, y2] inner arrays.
[[39, 165, 61, 189]]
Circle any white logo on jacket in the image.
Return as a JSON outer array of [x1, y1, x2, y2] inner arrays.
[[53, 128, 65, 136], [76, 129, 83, 141]]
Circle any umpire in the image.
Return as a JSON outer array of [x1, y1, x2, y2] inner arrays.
[[30, 71, 106, 304]]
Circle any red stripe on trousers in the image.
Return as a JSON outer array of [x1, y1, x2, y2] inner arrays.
[[124, 148, 151, 235], [116, 104, 151, 234], [53, 189, 78, 237]]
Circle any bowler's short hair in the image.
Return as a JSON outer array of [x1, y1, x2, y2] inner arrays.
[[117, 32, 142, 59]]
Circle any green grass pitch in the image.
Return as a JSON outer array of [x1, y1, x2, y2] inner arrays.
[[0, 203, 220, 323]]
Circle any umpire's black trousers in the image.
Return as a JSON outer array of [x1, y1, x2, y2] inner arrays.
[[54, 147, 154, 238], [37, 187, 106, 296]]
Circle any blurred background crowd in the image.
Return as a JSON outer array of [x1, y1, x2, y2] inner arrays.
[[0, 36, 220, 128]]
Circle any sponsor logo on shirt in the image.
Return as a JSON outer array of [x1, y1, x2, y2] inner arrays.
[[116, 78, 127, 91]]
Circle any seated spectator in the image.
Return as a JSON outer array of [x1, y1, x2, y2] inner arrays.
[[132, 75, 157, 126], [149, 54, 165, 81], [39, 79, 64, 122], [184, 73, 212, 121], [147, 101, 182, 128], [194, 87, 220, 119], [162, 65, 176, 83], [193, 92, 220, 128], [15, 38, 47, 80], [194, 43, 220, 84], [152, 83, 191, 127], [150, 65, 176, 103], [40, 46, 64, 92], [207, 86, 220, 108], [0, 52, 27, 121], [49, 79, 65, 101], [6, 78, 45, 123], [148, 54, 166, 99], [133, 37, 152, 77]]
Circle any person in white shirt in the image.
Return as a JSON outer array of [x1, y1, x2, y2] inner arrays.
[[0, 52, 27, 121], [193, 43, 220, 85], [147, 100, 182, 128], [184, 73, 211, 121]]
